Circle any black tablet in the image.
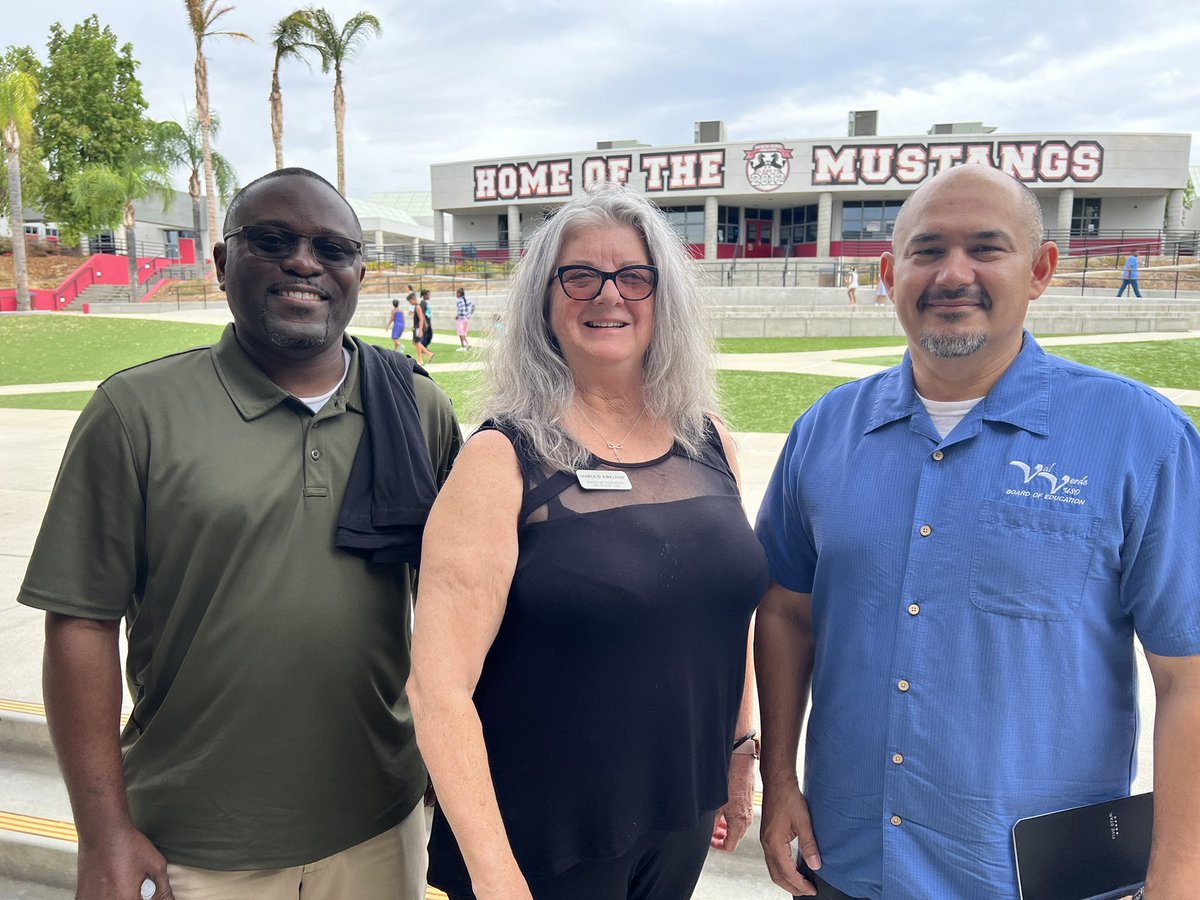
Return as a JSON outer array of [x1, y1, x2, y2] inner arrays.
[[1012, 792, 1152, 900]]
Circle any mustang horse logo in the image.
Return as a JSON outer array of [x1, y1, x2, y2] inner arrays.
[[744, 143, 793, 192]]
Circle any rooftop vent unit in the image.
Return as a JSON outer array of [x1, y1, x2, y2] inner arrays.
[[694, 120, 726, 144], [848, 110, 878, 137], [595, 139, 643, 150], [927, 122, 997, 135]]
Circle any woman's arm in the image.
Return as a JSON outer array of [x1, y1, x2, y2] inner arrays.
[[408, 429, 532, 899], [710, 416, 758, 852]]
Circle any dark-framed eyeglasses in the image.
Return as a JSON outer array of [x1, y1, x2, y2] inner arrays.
[[223, 225, 362, 268], [551, 265, 658, 301]]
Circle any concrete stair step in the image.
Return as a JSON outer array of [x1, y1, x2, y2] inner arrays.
[[0, 703, 76, 892], [0, 753, 71, 824], [0, 811, 76, 892], [74, 284, 135, 306], [0, 875, 73, 898]]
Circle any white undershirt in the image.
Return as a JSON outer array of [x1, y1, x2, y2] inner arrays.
[[917, 391, 983, 439], [297, 348, 351, 413]]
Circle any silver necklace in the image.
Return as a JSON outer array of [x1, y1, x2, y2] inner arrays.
[[574, 402, 646, 462]]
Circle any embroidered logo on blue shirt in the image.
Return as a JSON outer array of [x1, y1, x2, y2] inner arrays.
[[1007, 460, 1090, 505]]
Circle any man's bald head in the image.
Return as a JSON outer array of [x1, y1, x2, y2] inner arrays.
[[892, 165, 1044, 257]]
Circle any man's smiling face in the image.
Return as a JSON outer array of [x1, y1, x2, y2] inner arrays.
[[215, 174, 364, 359]]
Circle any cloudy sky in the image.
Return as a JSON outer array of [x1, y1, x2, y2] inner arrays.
[[5, 1, 1199, 200]]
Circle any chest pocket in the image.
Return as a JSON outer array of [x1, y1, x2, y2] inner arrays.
[[969, 500, 1102, 621]]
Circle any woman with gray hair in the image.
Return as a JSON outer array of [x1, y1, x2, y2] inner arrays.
[[409, 182, 766, 899]]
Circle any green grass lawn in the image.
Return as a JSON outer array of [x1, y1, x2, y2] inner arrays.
[[0, 317, 227, 384], [719, 372, 854, 432], [1046, 340, 1200, 390], [1, 318, 1196, 431], [844, 339, 1200, 391]]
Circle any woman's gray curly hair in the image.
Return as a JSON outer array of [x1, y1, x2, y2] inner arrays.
[[479, 181, 719, 472]]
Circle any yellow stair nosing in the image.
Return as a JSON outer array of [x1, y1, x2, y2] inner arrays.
[[0, 810, 78, 843], [0, 697, 129, 727], [0, 698, 48, 717]]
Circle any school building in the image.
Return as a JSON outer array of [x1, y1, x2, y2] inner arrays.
[[428, 120, 1194, 260]]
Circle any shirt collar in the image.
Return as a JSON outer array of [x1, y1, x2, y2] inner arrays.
[[866, 330, 1050, 437], [210, 324, 364, 420]]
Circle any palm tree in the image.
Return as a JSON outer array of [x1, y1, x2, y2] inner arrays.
[[301, 7, 381, 195], [67, 150, 175, 304], [1, 65, 37, 311], [183, 0, 251, 268], [270, 10, 314, 170], [153, 113, 237, 266]]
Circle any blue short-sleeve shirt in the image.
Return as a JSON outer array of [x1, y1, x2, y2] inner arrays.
[[755, 333, 1200, 899]]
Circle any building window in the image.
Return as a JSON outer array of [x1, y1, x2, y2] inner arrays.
[[780, 205, 819, 247], [24, 224, 39, 237], [1070, 198, 1101, 236], [497, 213, 508, 249], [841, 200, 902, 240], [661, 206, 704, 244], [716, 205, 739, 244]]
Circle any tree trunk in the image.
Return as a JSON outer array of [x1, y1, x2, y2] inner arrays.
[[333, 67, 346, 196], [4, 124, 31, 311], [189, 168, 204, 266], [125, 204, 139, 305], [195, 45, 219, 272], [270, 64, 285, 170]]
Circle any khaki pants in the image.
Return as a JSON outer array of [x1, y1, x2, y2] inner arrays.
[[165, 803, 427, 900]]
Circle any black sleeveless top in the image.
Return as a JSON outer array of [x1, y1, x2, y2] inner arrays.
[[427, 418, 769, 890]]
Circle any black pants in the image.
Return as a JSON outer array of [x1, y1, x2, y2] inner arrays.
[[795, 858, 870, 899], [448, 815, 715, 900]]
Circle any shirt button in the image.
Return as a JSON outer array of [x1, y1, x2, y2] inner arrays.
[[310, 449, 321, 460], [898, 679, 910, 692], [908, 603, 920, 616], [932, 450, 944, 461], [890, 815, 903, 826], [919, 524, 932, 537], [892, 753, 904, 765]]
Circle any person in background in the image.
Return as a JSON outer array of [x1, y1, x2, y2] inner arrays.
[[1117, 250, 1143, 298], [845, 267, 858, 305], [389, 297, 406, 351], [874, 276, 889, 305], [455, 287, 476, 351], [409, 183, 765, 899], [409, 290, 433, 365], [419, 288, 436, 362]]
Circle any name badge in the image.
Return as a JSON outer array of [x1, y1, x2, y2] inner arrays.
[[575, 469, 632, 491]]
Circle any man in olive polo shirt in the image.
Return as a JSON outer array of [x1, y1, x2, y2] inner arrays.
[[18, 168, 460, 900]]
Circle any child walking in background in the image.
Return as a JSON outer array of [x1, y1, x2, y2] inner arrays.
[[454, 287, 476, 351], [388, 298, 406, 351]]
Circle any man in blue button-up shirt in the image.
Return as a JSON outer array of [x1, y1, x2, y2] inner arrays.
[[755, 164, 1200, 900]]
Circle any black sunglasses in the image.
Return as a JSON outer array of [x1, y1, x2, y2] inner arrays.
[[551, 265, 658, 301], [224, 225, 362, 268]]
